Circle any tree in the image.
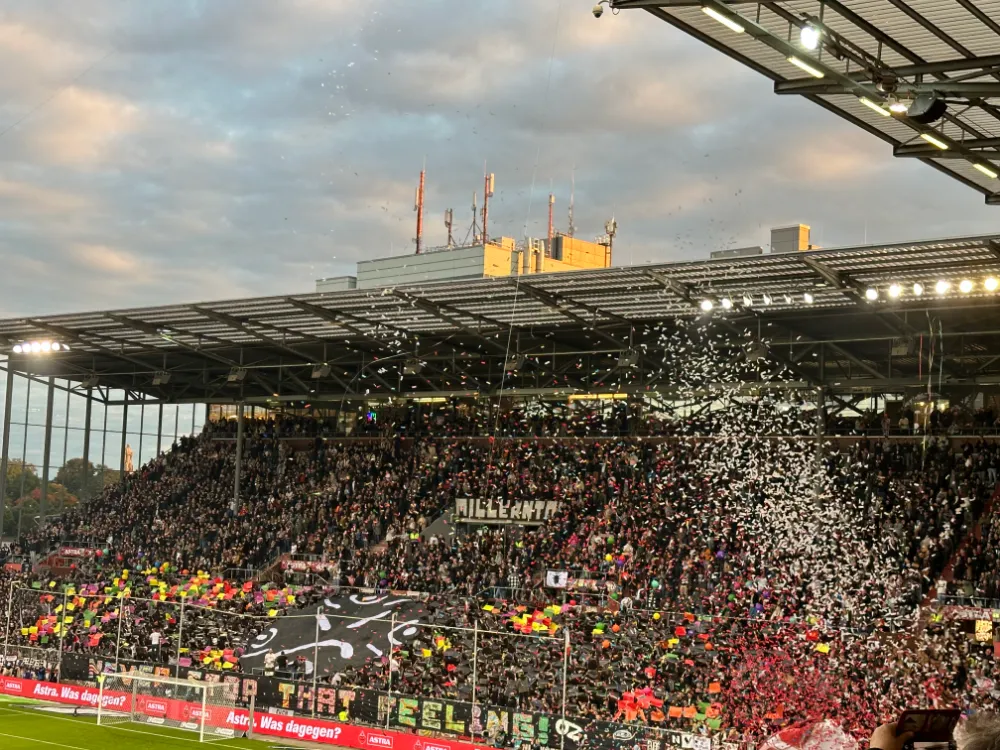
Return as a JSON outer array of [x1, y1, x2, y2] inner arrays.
[[4, 460, 39, 503], [55, 458, 102, 497], [52, 458, 121, 500], [99, 465, 121, 489], [22, 483, 79, 511]]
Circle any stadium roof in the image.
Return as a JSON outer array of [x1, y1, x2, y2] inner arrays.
[[612, 0, 1000, 205], [4, 233, 1000, 405]]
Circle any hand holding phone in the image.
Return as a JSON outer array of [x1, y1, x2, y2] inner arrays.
[[896, 710, 961, 748], [869, 722, 915, 750]]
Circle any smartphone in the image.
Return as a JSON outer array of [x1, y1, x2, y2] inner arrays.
[[897, 709, 961, 747]]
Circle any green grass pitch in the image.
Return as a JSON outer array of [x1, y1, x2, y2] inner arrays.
[[0, 696, 281, 749]]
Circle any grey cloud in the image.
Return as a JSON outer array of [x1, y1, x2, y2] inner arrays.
[[0, 0, 996, 319]]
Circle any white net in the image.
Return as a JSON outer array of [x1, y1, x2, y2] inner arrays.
[[96, 673, 242, 742]]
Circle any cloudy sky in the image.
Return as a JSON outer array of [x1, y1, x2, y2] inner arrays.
[[0, 0, 997, 318]]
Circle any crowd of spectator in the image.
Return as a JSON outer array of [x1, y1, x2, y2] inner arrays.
[[2, 400, 1000, 747]]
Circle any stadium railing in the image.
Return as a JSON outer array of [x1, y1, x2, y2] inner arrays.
[[937, 593, 1000, 610], [0, 581, 741, 750]]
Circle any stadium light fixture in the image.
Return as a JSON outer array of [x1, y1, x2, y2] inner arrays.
[[787, 56, 824, 79], [701, 6, 745, 33], [888, 283, 902, 299], [799, 25, 820, 50], [974, 163, 999, 179], [935, 280, 951, 294], [865, 287, 878, 301], [803, 292, 814, 304], [920, 133, 949, 150], [742, 294, 753, 307], [700, 299, 714, 312], [762, 293, 773, 305], [720, 296, 733, 310], [887, 97, 911, 114], [985, 277, 999, 292], [12, 340, 66, 355], [959, 279, 974, 294], [912, 282, 924, 297], [858, 97, 891, 117]]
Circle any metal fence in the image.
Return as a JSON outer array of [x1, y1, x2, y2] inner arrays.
[[1, 580, 741, 750]]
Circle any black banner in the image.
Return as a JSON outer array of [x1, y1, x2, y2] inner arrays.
[[454, 498, 560, 525], [239, 593, 426, 678]]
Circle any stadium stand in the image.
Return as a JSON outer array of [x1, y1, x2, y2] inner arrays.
[[3, 401, 1000, 747]]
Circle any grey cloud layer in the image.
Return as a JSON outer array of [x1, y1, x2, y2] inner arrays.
[[0, 0, 996, 317]]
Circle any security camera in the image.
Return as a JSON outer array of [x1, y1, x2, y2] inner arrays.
[[593, 3, 604, 17]]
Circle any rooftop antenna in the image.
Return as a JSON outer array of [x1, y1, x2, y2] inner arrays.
[[470, 190, 480, 244], [413, 161, 426, 255], [567, 166, 577, 239], [604, 216, 618, 266], [482, 167, 495, 245], [547, 193, 555, 256], [444, 208, 455, 248]]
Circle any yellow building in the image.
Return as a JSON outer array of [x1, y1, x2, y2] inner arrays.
[[329, 235, 611, 292]]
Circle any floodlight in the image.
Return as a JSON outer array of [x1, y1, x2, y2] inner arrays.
[[887, 97, 911, 114], [906, 94, 947, 125], [787, 56, 824, 78], [865, 287, 878, 301], [403, 358, 425, 375], [12, 345, 22, 353], [30, 342, 41, 353], [985, 277, 999, 292], [762, 293, 772, 305], [959, 279, 974, 294], [912, 282, 924, 296], [618, 351, 639, 368], [41, 341, 51, 352], [799, 25, 820, 50], [720, 297, 733, 310], [700, 299, 714, 312], [935, 280, 950, 294], [888, 284, 901, 299], [701, 6, 744, 33], [743, 294, 753, 307], [51, 342, 60, 351], [803, 292, 814, 304], [505, 354, 527, 371]]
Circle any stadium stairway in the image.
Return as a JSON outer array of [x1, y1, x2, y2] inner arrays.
[[420, 509, 453, 541], [913, 480, 1000, 632]]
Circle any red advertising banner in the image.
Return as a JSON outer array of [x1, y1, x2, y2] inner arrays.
[[280, 558, 335, 574], [0, 677, 485, 750], [58, 547, 97, 558], [940, 605, 1000, 622], [2, 562, 23, 573]]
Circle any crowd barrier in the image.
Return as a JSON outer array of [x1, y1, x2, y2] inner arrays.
[[49, 653, 729, 750], [0, 675, 484, 750]]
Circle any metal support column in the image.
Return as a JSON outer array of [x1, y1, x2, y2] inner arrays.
[[81, 391, 92, 503], [156, 403, 164, 457], [138, 401, 145, 466], [39, 377, 55, 529], [233, 402, 245, 512], [0, 370, 14, 540], [119, 401, 129, 475]]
